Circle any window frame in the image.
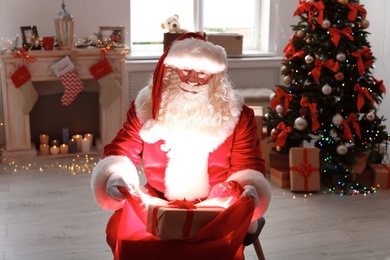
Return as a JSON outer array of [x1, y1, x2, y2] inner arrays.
[[128, 0, 275, 58]]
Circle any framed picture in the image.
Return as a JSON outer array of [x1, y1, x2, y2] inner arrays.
[[20, 26, 41, 50], [98, 26, 125, 47]]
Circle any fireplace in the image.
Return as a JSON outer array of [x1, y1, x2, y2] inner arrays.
[[0, 48, 129, 161]]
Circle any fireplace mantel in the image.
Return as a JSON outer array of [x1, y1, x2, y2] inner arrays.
[[0, 48, 129, 160]]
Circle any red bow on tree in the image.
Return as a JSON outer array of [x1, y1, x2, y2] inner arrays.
[[271, 87, 293, 115], [329, 27, 354, 47], [311, 58, 339, 83], [373, 77, 386, 94], [272, 122, 292, 147], [308, 1, 325, 29], [347, 3, 367, 21], [342, 113, 361, 142], [354, 84, 375, 112], [351, 47, 373, 76], [300, 97, 320, 132]]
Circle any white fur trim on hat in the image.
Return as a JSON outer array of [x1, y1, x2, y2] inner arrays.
[[164, 37, 227, 73]]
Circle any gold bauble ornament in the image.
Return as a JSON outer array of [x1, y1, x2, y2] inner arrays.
[[306, 38, 311, 44], [339, 0, 348, 5], [276, 146, 282, 152]]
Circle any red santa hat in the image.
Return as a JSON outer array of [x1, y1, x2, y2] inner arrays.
[[152, 32, 227, 118]]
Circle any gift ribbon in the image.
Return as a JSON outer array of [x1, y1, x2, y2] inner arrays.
[[289, 148, 320, 191], [329, 27, 354, 47], [347, 3, 367, 21], [351, 47, 373, 76], [311, 58, 339, 84], [288, 50, 306, 61], [343, 113, 361, 142], [354, 84, 374, 112], [12, 47, 37, 63], [271, 87, 293, 115], [300, 96, 320, 132], [273, 122, 292, 147], [373, 77, 386, 94]]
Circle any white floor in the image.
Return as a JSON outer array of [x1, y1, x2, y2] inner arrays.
[[1, 155, 390, 260]]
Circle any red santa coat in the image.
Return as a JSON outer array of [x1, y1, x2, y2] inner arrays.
[[91, 86, 271, 220]]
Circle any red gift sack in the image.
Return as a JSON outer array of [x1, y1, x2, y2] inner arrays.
[[109, 189, 255, 260]]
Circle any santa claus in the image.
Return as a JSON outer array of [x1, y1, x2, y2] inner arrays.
[[91, 33, 271, 256]]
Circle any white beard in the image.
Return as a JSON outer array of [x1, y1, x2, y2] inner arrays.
[[139, 70, 243, 201]]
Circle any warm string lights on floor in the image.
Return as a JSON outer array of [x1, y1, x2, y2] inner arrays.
[[1, 154, 97, 175]]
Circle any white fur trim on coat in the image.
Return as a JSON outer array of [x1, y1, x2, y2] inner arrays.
[[227, 169, 271, 219], [164, 38, 227, 73], [91, 155, 139, 210]]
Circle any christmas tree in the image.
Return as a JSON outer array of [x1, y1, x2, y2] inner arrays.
[[265, 0, 388, 193]]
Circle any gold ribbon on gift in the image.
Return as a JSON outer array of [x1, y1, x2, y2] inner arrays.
[[354, 84, 374, 112]]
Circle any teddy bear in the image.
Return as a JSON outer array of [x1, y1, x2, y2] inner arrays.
[[161, 14, 189, 34]]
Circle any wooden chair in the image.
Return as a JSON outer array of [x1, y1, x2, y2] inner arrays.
[[247, 217, 266, 260]]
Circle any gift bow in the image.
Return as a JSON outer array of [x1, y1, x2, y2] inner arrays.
[[351, 47, 373, 76], [354, 84, 374, 111], [329, 27, 354, 47], [347, 3, 367, 21], [343, 113, 361, 141], [168, 198, 197, 209], [271, 87, 293, 115], [289, 148, 320, 192], [300, 97, 320, 132], [288, 50, 306, 61], [311, 58, 339, 84], [373, 77, 387, 94], [12, 47, 37, 63], [273, 122, 293, 147]]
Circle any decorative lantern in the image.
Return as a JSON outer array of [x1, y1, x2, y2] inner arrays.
[[54, 0, 74, 50]]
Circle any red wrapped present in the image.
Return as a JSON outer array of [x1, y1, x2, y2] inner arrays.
[[270, 167, 290, 188], [289, 147, 321, 192], [369, 164, 390, 189], [146, 203, 224, 240]]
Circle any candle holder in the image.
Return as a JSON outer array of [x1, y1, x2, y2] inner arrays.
[[54, 0, 74, 50]]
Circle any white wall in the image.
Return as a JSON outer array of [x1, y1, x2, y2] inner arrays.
[[0, 0, 130, 46]]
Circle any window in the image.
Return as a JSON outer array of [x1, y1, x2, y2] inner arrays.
[[130, 0, 272, 56]]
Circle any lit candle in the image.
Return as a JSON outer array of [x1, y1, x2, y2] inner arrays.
[[50, 145, 60, 155], [60, 144, 69, 154], [84, 133, 93, 148], [72, 134, 83, 152], [39, 144, 50, 156], [81, 137, 91, 153], [51, 139, 60, 146], [39, 134, 50, 145], [68, 138, 78, 153]]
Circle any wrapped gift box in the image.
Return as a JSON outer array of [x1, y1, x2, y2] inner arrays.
[[207, 34, 243, 55], [369, 164, 390, 189], [269, 149, 289, 169], [289, 147, 320, 192], [353, 168, 374, 187], [261, 137, 274, 173], [147, 204, 224, 240], [270, 167, 290, 188], [352, 151, 370, 174]]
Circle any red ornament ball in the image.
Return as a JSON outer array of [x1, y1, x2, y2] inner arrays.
[[335, 72, 344, 81]]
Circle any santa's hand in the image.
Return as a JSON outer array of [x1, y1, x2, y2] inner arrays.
[[106, 172, 131, 201], [242, 185, 259, 208]]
